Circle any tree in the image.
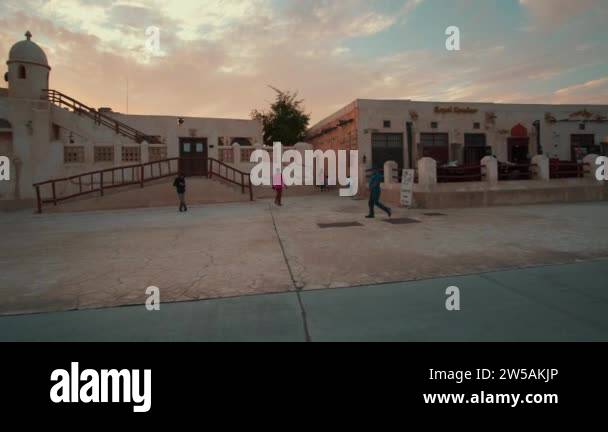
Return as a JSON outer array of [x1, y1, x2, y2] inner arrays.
[[251, 87, 311, 146]]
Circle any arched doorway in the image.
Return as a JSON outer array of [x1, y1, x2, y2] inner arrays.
[[507, 123, 530, 163]]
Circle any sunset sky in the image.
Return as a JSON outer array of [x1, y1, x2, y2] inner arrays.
[[1, 0, 607, 124]]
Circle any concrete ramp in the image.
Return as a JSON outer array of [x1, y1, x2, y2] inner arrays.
[[46, 177, 252, 213]]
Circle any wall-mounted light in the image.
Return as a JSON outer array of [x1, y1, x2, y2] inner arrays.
[[25, 120, 33, 135], [69, 132, 75, 144], [177, 117, 184, 127], [362, 154, 367, 164]]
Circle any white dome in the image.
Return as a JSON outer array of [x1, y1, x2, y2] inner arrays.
[[7, 31, 49, 68]]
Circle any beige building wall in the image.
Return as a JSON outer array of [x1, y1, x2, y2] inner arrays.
[[310, 99, 608, 173], [0, 32, 262, 206]]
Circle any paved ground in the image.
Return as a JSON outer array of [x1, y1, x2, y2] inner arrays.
[[1, 195, 608, 316], [45, 177, 320, 213], [1, 260, 606, 341]]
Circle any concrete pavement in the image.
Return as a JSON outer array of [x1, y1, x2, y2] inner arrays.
[[1, 260, 607, 341], [2, 195, 608, 316]]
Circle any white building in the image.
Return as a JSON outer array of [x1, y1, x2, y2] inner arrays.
[[308, 99, 608, 174], [0, 31, 262, 210]]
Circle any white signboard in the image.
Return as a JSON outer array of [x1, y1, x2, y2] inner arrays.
[[400, 169, 415, 208]]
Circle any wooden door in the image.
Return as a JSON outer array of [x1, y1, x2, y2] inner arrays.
[[179, 138, 208, 176]]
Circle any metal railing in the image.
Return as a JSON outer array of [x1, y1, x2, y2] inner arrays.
[[437, 165, 484, 183], [498, 162, 535, 181], [549, 160, 585, 179], [208, 158, 253, 201], [44, 89, 161, 144], [33, 158, 180, 213]]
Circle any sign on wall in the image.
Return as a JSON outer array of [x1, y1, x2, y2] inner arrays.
[[400, 169, 415, 208]]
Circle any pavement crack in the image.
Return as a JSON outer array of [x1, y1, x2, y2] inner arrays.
[[269, 203, 311, 342]]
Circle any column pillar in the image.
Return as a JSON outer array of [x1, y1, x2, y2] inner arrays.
[[481, 156, 498, 183], [531, 154, 550, 180], [417, 157, 437, 189]]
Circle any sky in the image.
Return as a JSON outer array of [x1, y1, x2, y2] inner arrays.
[[1, 0, 607, 124]]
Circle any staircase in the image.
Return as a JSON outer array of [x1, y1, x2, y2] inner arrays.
[[43, 89, 161, 144]]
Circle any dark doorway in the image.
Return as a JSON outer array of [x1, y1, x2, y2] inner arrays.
[[179, 137, 208, 176], [420, 133, 449, 165], [570, 134, 595, 162], [508, 138, 530, 163], [372, 133, 404, 171], [464, 133, 487, 166]]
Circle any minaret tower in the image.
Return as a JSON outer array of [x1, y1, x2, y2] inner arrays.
[[6, 31, 50, 99]]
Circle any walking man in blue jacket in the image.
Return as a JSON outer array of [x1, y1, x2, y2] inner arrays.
[[366, 168, 392, 219]]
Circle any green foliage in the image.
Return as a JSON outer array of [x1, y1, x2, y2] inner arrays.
[[251, 86, 311, 146]]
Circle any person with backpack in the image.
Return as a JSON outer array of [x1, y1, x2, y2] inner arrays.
[[173, 172, 187, 212]]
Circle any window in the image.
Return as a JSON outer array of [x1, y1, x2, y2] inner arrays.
[[570, 134, 595, 162], [431, 122, 439, 129], [241, 147, 254, 161], [371, 133, 404, 171], [122, 146, 141, 162], [64, 146, 85, 163], [232, 137, 252, 146], [420, 133, 449, 165], [149, 146, 167, 162], [473, 122, 481, 130], [464, 134, 487, 166], [383, 120, 391, 128], [220, 147, 234, 162], [18, 65, 26, 79], [94, 146, 114, 162]]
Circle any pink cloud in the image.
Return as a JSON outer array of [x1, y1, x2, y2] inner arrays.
[[519, 0, 604, 27], [1, 1, 606, 125]]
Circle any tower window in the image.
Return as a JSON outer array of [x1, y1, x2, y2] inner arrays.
[[18, 65, 26, 79]]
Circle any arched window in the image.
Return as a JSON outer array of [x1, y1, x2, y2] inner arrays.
[[18, 65, 26, 79]]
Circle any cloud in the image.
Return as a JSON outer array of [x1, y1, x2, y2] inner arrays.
[[519, 0, 604, 27], [552, 77, 608, 103], [0, 0, 606, 125]]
